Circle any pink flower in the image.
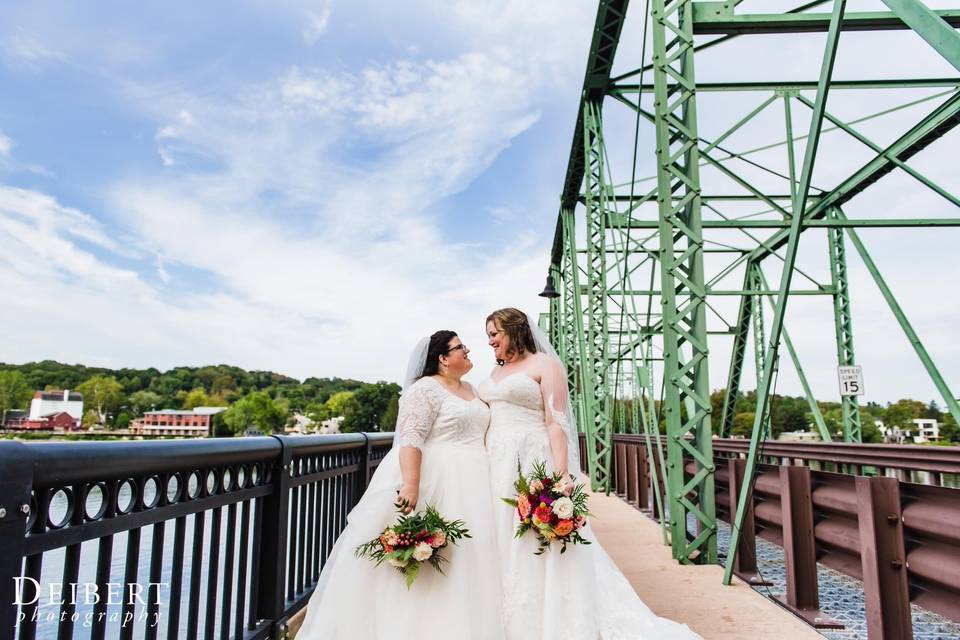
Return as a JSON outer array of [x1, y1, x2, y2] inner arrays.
[[517, 494, 533, 520], [529, 479, 544, 494], [430, 530, 446, 548]]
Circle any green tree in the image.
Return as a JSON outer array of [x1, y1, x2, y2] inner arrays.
[[380, 394, 400, 431], [221, 391, 288, 435], [940, 413, 960, 443], [0, 370, 32, 423], [732, 412, 756, 438], [344, 382, 402, 433], [182, 387, 224, 410], [76, 375, 124, 426], [883, 399, 926, 429], [115, 412, 131, 429], [128, 390, 163, 415], [211, 374, 237, 398], [861, 419, 883, 443]]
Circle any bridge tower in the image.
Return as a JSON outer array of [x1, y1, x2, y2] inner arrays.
[[545, 0, 960, 568]]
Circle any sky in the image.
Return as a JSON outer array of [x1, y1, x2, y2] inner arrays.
[[0, 0, 957, 407]]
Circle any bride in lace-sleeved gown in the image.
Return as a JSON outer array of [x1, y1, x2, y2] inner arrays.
[[478, 308, 702, 640], [297, 331, 505, 640]]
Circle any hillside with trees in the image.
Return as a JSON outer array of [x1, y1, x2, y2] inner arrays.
[[0, 361, 400, 437]]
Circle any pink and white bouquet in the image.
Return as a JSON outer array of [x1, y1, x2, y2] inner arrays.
[[354, 505, 470, 588], [502, 459, 591, 555]]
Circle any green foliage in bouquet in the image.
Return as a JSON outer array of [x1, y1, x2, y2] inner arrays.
[[355, 505, 470, 588], [502, 459, 592, 555]]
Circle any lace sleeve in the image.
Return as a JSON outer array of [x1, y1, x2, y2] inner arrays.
[[395, 378, 442, 450], [539, 356, 571, 431]]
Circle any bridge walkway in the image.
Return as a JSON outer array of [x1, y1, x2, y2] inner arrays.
[[588, 488, 821, 639], [290, 488, 822, 639]]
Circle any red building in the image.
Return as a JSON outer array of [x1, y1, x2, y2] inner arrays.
[[130, 408, 225, 438], [6, 411, 81, 431]]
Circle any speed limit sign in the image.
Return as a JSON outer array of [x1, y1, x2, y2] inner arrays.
[[838, 366, 864, 397]]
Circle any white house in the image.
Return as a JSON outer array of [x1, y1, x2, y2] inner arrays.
[[28, 390, 83, 421], [317, 416, 344, 435], [912, 418, 939, 443]]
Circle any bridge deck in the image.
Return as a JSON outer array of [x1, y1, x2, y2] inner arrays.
[[290, 490, 823, 639], [589, 489, 822, 639]]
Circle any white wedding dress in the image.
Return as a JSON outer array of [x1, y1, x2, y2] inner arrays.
[[479, 371, 702, 640], [297, 376, 505, 639]]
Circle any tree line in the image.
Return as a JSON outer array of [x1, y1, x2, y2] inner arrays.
[[0, 361, 400, 437], [612, 389, 959, 443]]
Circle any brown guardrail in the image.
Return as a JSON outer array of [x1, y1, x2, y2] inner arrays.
[[598, 434, 960, 637]]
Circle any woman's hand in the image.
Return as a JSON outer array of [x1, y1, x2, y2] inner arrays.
[[396, 483, 419, 514]]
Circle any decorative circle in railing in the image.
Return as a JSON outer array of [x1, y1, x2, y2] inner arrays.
[[223, 467, 234, 492], [206, 469, 219, 495], [143, 476, 161, 509], [167, 473, 182, 504], [48, 488, 72, 529], [117, 479, 137, 514], [187, 471, 202, 499], [237, 465, 247, 489], [251, 464, 261, 486], [84, 483, 108, 521]]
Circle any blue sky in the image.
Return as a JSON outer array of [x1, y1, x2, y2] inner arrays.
[[1, 1, 958, 405], [0, 1, 597, 385]]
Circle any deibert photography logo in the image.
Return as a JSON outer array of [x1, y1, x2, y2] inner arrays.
[[13, 579, 169, 628]]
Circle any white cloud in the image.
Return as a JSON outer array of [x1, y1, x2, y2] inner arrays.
[[2, 30, 66, 68], [0, 131, 11, 158], [302, 5, 331, 45]]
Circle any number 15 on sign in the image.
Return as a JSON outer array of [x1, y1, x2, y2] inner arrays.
[[838, 366, 864, 397]]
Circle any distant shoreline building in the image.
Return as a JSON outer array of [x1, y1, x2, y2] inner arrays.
[[4, 390, 83, 430], [130, 407, 226, 438]]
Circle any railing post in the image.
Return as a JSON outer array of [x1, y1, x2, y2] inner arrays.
[[856, 476, 913, 639], [615, 443, 627, 496], [258, 436, 292, 639], [357, 433, 371, 496], [0, 442, 32, 640], [637, 444, 650, 511], [777, 465, 842, 628], [625, 443, 639, 507], [727, 458, 771, 586]]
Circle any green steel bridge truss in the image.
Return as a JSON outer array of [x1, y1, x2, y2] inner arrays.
[[544, 0, 960, 573]]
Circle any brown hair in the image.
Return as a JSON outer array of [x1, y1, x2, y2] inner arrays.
[[486, 307, 537, 364]]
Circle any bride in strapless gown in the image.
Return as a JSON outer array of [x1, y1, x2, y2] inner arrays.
[[479, 308, 702, 640]]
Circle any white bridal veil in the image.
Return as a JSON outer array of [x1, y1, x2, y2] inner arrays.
[[523, 312, 581, 477]]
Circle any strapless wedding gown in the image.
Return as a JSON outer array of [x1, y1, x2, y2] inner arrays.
[[479, 372, 702, 640], [298, 376, 505, 639]]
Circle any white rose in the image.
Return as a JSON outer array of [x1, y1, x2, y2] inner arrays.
[[387, 557, 407, 568], [412, 542, 434, 561], [552, 497, 574, 519]]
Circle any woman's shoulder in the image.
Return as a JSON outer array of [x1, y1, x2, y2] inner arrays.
[[405, 376, 449, 404]]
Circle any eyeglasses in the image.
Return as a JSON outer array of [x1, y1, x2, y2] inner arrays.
[[446, 344, 468, 354]]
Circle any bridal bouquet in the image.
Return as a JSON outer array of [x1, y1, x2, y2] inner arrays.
[[354, 505, 470, 588], [502, 459, 591, 555]]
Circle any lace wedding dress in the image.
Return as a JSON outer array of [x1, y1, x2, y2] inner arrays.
[[479, 371, 702, 640], [298, 376, 505, 639]]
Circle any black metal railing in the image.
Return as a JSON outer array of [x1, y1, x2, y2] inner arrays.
[[0, 432, 394, 640]]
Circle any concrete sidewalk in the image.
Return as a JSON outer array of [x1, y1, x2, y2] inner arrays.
[[588, 489, 822, 639]]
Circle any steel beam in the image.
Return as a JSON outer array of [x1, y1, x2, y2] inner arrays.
[[827, 208, 863, 442], [651, 0, 717, 564], [692, 7, 960, 35], [724, 0, 848, 585], [880, 0, 960, 72]]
